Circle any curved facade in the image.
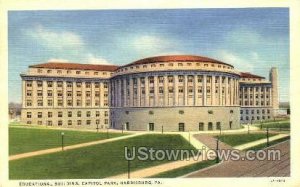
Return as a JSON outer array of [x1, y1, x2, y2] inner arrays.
[[110, 55, 241, 131], [20, 55, 279, 132]]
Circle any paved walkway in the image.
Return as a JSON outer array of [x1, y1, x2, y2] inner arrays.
[[234, 134, 290, 150], [184, 140, 290, 177], [9, 133, 146, 161]]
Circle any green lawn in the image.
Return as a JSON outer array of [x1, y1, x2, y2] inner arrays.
[[245, 136, 290, 151], [256, 121, 290, 129], [9, 134, 196, 179], [9, 127, 127, 155], [217, 133, 277, 147], [148, 160, 216, 178]]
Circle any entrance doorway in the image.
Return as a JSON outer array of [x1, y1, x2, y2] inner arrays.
[[179, 123, 185, 132], [149, 123, 154, 131], [125, 122, 129, 130]]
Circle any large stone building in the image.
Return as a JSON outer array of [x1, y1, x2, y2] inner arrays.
[[20, 55, 279, 131]]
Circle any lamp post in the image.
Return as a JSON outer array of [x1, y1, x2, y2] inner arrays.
[[216, 136, 219, 163], [161, 125, 164, 134], [61, 132, 64, 151], [266, 127, 269, 147], [96, 124, 99, 133], [106, 127, 109, 139], [248, 123, 250, 135], [127, 151, 131, 179]]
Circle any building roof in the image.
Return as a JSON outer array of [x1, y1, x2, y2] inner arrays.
[[240, 72, 265, 79], [120, 55, 234, 68], [29, 62, 119, 72]]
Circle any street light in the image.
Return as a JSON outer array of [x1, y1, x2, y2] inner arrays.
[[61, 132, 64, 151], [106, 127, 109, 139], [266, 127, 269, 147], [215, 136, 219, 163], [96, 124, 99, 133], [127, 151, 131, 179]]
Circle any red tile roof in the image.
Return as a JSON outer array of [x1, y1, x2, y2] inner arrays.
[[121, 55, 233, 68], [30, 62, 119, 72], [240, 72, 265, 79]]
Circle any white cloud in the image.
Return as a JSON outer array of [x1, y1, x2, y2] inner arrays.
[[217, 50, 254, 71], [26, 25, 84, 50], [47, 58, 70, 63], [133, 35, 171, 52], [86, 53, 111, 65]]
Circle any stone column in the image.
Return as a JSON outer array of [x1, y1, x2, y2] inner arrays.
[[62, 81, 67, 107], [52, 81, 57, 107], [230, 78, 234, 106], [154, 76, 159, 106], [82, 82, 86, 107], [253, 85, 256, 106], [263, 87, 267, 106], [269, 87, 272, 106], [225, 77, 228, 106], [91, 82, 95, 107], [194, 75, 198, 106], [211, 76, 215, 106], [247, 87, 251, 106], [129, 77, 134, 107], [123, 79, 127, 107], [137, 77, 141, 107], [174, 75, 179, 106], [203, 75, 207, 106], [184, 75, 188, 106], [144, 76, 149, 107], [32, 80, 37, 107], [43, 80, 48, 107], [163, 75, 168, 106], [22, 80, 26, 108], [219, 76, 222, 105]]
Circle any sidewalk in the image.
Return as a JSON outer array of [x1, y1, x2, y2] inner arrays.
[[233, 133, 289, 150], [9, 132, 146, 161]]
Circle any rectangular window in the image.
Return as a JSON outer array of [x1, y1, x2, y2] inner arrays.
[[86, 120, 91, 125], [48, 112, 52, 118], [58, 111, 63, 117], [86, 111, 91, 117], [26, 81, 32, 87], [27, 112, 32, 118], [68, 111, 72, 117], [77, 111, 81, 117], [96, 111, 100, 117], [68, 120, 72, 126], [77, 120, 82, 125], [47, 81, 53, 87], [37, 112, 42, 118], [37, 90, 43, 97], [58, 120, 63, 126]]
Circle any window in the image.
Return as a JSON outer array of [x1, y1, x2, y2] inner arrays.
[[57, 90, 63, 97], [67, 100, 72, 106], [199, 123, 204, 131], [47, 100, 53, 106], [27, 112, 32, 118], [104, 82, 108, 88], [38, 112, 42, 118], [57, 81, 63, 87], [47, 70, 52, 73], [68, 111, 72, 117], [178, 75, 184, 82], [37, 90, 43, 97], [26, 90, 32, 96], [86, 82, 91, 88], [95, 91, 100, 97], [67, 91, 72, 97], [58, 120, 63, 126], [26, 100, 32, 106], [149, 77, 154, 83], [37, 100, 43, 106], [77, 91, 82, 97], [96, 111, 100, 117], [208, 122, 213, 130], [47, 81, 53, 87], [58, 111, 63, 117], [104, 119, 108, 124], [86, 120, 91, 125], [86, 111, 91, 117], [77, 111, 81, 117], [37, 69, 43, 73], [67, 82, 72, 88], [95, 82, 100, 88], [67, 70, 71, 74], [76, 82, 82, 88], [37, 81, 43, 87], [86, 91, 91, 97], [48, 112, 52, 118], [47, 121, 52, 126], [76, 71, 81, 74], [26, 81, 32, 87], [104, 111, 108, 117], [77, 120, 82, 125], [58, 100, 63, 106], [216, 122, 221, 130], [168, 76, 173, 83], [47, 90, 53, 97], [94, 72, 98, 75], [68, 120, 72, 126]]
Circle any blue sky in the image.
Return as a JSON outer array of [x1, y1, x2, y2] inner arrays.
[[8, 8, 289, 103]]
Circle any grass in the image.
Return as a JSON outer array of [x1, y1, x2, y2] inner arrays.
[[245, 136, 290, 151], [217, 133, 277, 147], [9, 127, 127, 155], [9, 134, 196, 179], [256, 121, 290, 129], [148, 160, 216, 178]]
